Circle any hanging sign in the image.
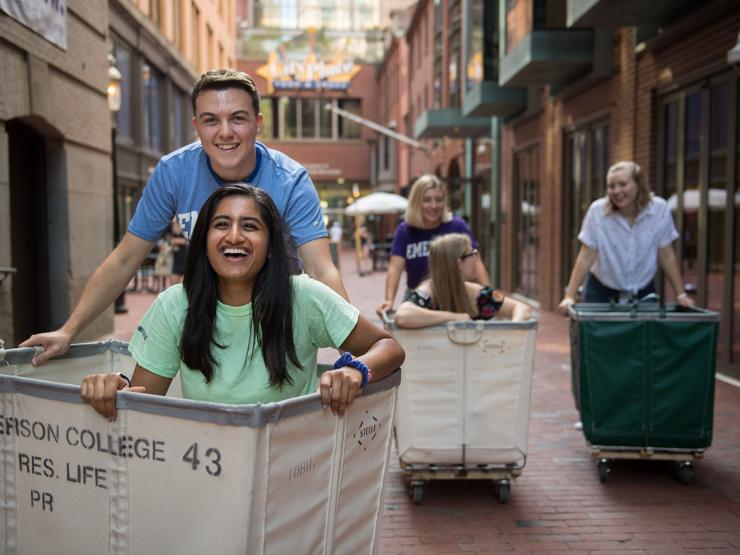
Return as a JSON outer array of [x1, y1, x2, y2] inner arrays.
[[0, 0, 67, 49], [256, 52, 360, 93]]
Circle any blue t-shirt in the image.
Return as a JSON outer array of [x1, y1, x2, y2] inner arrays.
[[390, 216, 478, 289], [128, 141, 327, 247]]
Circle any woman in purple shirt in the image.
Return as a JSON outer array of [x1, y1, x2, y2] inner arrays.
[[376, 175, 490, 315]]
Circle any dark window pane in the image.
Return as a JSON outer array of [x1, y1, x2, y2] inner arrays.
[[300, 98, 316, 138], [709, 83, 729, 185], [260, 96, 274, 140], [142, 63, 163, 152], [706, 84, 728, 358], [281, 97, 297, 139], [338, 99, 361, 139], [170, 91, 184, 149], [114, 44, 132, 139], [663, 101, 678, 199], [681, 92, 702, 288], [319, 98, 332, 138], [733, 77, 740, 362], [516, 145, 539, 299]]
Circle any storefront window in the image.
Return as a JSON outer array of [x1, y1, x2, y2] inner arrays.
[[142, 63, 163, 152], [280, 96, 297, 139], [681, 92, 701, 291], [300, 98, 316, 138], [319, 98, 332, 138], [170, 90, 186, 149], [733, 77, 740, 363], [466, 0, 484, 92], [707, 83, 728, 358], [260, 97, 275, 140], [657, 74, 738, 372], [114, 42, 132, 139], [338, 99, 361, 139], [563, 120, 610, 287], [515, 145, 540, 300]]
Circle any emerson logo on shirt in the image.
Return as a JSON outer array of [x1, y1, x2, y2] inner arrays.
[[406, 241, 430, 260], [177, 211, 199, 240]]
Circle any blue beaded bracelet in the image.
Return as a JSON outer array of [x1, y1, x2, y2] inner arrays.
[[333, 352, 372, 388]]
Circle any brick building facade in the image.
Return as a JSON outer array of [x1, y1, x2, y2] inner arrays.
[[0, 1, 112, 344], [0, 0, 235, 346], [375, 0, 740, 378]]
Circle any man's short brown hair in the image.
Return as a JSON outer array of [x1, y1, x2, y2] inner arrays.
[[191, 69, 260, 116]]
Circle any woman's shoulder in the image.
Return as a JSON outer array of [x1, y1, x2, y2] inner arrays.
[[148, 285, 188, 324], [439, 216, 471, 232], [589, 197, 609, 211], [158, 283, 187, 304], [464, 281, 484, 295], [290, 274, 345, 302], [407, 286, 436, 310], [647, 195, 670, 211]]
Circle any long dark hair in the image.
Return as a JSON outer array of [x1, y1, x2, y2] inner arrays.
[[180, 183, 301, 386]]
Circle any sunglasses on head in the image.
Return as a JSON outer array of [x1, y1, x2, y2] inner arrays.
[[460, 248, 479, 260]]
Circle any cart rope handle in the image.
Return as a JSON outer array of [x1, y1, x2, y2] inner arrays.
[[446, 321, 484, 344], [629, 292, 666, 319]]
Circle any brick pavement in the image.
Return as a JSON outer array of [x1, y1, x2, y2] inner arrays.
[[104, 246, 740, 554]]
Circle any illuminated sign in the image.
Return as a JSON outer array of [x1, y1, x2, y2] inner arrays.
[[256, 52, 361, 93]]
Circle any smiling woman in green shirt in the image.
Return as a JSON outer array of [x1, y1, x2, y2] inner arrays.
[[81, 184, 404, 419]]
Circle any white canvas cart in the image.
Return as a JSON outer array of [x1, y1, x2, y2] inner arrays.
[[0, 340, 400, 555], [383, 317, 537, 504]]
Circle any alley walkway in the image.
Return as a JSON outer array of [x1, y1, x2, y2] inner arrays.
[[107, 247, 740, 553]]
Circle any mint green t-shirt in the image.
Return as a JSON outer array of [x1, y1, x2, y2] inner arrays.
[[128, 274, 360, 404]]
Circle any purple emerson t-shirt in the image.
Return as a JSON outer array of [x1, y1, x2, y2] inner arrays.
[[390, 216, 478, 290]]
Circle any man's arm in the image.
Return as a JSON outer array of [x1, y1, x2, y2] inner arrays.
[[298, 237, 350, 302], [20, 233, 155, 364]]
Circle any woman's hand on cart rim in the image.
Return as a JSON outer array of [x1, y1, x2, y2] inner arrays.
[[558, 296, 576, 315], [319, 367, 363, 418], [376, 299, 393, 318], [677, 293, 696, 308], [80, 373, 146, 421]]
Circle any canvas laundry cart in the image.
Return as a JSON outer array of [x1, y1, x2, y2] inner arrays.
[[383, 316, 537, 504], [0, 340, 400, 555], [568, 301, 719, 484]]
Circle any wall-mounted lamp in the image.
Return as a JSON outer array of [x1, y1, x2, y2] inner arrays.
[[728, 32, 740, 68], [107, 54, 122, 113], [0, 267, 17, 286]]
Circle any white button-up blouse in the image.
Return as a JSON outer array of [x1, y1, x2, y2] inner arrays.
[[578, 196, 679, 293]]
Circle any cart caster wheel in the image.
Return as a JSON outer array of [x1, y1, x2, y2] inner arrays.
[[496, 480, 510, 504], [597, 459, 611, 483], [678, 462, 694, 485], [410, 482, 425, 505]]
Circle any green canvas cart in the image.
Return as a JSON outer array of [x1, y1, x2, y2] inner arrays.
[[568, 301, 720, 484]]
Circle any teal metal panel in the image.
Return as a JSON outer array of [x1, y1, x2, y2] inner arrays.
[[462, 81, 526, 118], [567, 0, 698, 27], [499, 30, 593, 88], [413, 108, 491, 139]]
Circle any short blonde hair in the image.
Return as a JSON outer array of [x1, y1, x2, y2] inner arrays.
[[429, 233, 476, 317], [605, 161, 652, 214], [405, 174, 453, 228]]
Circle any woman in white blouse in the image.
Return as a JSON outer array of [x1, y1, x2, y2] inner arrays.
[[559, 161, 695, 312]]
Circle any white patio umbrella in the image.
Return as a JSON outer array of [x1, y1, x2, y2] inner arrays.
[[345, 191, 408, 215], [666, 188, 736, 212]]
